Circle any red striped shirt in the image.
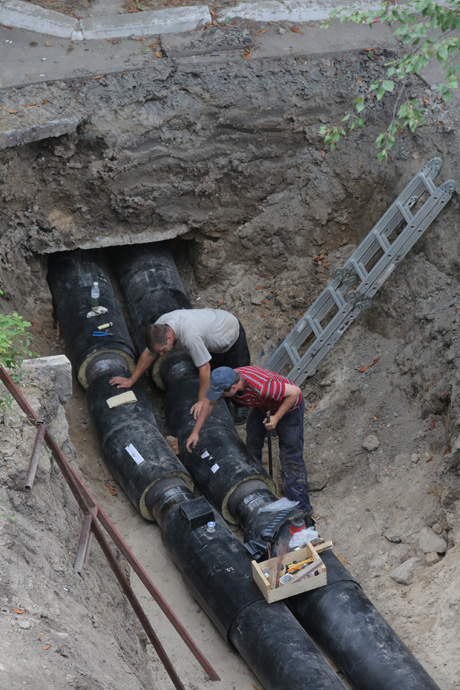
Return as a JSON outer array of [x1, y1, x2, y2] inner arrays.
[[233, 366, 302, 415]]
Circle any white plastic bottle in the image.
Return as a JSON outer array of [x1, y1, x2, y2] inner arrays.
[[91, 281, 100, 308]]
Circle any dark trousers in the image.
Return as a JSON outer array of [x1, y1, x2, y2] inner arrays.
[[245, 397, 312, 512], [211, 321, 250, 411], [210, 320, 250, 370]]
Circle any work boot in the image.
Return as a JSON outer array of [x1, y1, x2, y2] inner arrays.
[[233, 406, 248, 426]]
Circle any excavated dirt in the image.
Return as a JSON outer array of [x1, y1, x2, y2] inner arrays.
[[1, 31, 460, 690]]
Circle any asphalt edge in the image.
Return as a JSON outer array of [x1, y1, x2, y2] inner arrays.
[[0, 0, 382, 40]]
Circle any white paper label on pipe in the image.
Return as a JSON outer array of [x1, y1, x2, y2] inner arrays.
[[125, 443, 145, 466]]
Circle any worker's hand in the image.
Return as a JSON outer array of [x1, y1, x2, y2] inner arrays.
[[264, 415, 277, 431], [186, 431, 200, 452], [190, 400, 203, 420], [109, 376, 132, 389]]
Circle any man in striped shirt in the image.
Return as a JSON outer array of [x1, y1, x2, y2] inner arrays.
[[186, 365, 313, 516]]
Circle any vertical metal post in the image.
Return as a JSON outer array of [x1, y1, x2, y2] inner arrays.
[[24, 421, 46, 490]]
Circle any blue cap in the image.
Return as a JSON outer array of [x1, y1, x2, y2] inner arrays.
[[206, 367, 237, 401]]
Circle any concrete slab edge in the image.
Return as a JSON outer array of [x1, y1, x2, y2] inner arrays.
[[0, 117, 80, 150], [0, 0, 387, 40]]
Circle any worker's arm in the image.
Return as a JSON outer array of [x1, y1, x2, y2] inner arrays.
[[186, 398, 218, 452], [109, 349, 155, 389], [264, 383, 302, 430], [190, 362, 211, 419]]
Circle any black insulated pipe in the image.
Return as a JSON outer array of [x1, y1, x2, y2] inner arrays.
[[47, 251, 194, 524], [160, 354, 275, 523], [109, 242, 191, 361], [49, 248, 349, 690], [85, 367, 193, 523], [116, 241, 441, 690], [160, 349, 442, 690], [162, 502, 348, 690], [47, 249, 136, 389], [288, 568, 441, 690]]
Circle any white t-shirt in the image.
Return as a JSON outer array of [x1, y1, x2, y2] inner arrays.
[[152, 309, 240, 368]]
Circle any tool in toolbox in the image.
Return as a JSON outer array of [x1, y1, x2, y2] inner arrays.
[[263, 158, 455, 386]]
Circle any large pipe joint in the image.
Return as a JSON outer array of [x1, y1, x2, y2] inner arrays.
[[81, 351, 135, 389], [226, 480, 277, 528], [144, 477, 194, 526], [86, 372, 194, 522], [84, 352, 132, 386], [153, 351, 197, 391]]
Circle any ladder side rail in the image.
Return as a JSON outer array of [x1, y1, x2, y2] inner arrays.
[[288, 307, 359, 384], [322, 163, 440, 290], [340, 234, 390, 279], [332, 202, 412, 283], [357, 169, 433, 243], [349, 185, 449, 302], [291, 302, 354, 374], [359, 184, 454, 301], [269, 286, 348, 365], [358, 186, 453, 296], [286, 182, 454, 386], [417, 156, 442, 182], [264, 341, 300, 375], [305, 288, 347, 327], [350, 165, 439, 254], [378, 173, 439, 242], [343, 212, 412, 290]]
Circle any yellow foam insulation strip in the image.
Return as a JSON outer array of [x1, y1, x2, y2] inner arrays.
[[106, 391, 137, 408]]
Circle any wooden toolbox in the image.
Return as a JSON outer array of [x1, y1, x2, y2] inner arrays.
[[252, 541, 328, 604]]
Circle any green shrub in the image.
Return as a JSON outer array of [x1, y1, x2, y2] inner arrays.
[[0, 290, 35, 410]]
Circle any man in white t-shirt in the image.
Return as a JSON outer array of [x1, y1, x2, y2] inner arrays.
[[109, 308, 250, 423]]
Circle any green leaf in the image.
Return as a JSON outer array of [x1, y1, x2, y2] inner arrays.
[[382, 80, 395, 92]]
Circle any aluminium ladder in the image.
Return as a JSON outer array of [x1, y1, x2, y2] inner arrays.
[[264, 158, 455, 386]]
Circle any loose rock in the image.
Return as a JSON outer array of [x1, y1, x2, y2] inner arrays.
[[390, 557, 420, 586]]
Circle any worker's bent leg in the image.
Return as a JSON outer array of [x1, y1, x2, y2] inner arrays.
[[277, 400, 312, 513], [245, 407, 266, 464]]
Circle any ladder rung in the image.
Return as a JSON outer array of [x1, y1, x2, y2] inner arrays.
[[283, 342, 300, 365], [350, 259, 367, 280], [306, 315, 323, 338], [372, 229, 390, 252], [396, 200, 414, 224]]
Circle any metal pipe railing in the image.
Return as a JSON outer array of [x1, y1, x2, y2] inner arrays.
[[0, 365, 219, 687]]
